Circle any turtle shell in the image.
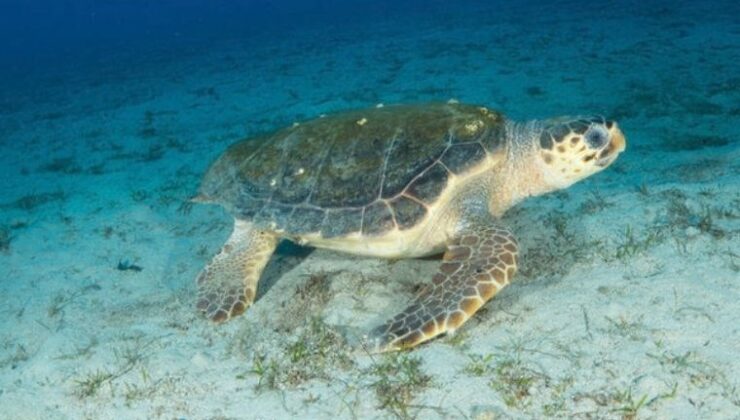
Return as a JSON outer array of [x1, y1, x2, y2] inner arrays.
[[199, 103, 507, 237]]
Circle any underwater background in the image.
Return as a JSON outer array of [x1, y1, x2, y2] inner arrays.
[[0, 0, 738, 418]]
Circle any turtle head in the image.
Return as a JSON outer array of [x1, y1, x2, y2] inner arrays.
[[534, 116, 626, 189]]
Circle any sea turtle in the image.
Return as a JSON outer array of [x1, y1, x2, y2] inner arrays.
[[193, 102, 626, 352]]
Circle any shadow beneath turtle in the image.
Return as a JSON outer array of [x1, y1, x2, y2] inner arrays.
[[255, 240, 314, 301]]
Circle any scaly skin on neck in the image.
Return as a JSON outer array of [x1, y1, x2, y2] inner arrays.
[[487, 120, 550, 218]]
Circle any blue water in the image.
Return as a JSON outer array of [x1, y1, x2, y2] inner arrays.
[[0, 0, 738, 418]]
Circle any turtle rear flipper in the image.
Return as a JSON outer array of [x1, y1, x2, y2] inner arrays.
[[369, 225, 518, 352], [196, 220, 278, 322]]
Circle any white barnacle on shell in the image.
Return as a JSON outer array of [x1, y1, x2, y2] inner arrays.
[[464, 119, 484, 134], [296, 167, 305, 175]]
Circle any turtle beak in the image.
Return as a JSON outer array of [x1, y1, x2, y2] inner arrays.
[[190, 193, 210, 203], [596, 123, 626, 167]]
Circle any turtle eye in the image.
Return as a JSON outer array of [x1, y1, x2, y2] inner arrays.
[[585, 126, 608, 149]]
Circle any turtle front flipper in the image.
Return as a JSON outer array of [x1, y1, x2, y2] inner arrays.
[[369, 225, 518, 352], [196, 220, 278, 323]]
